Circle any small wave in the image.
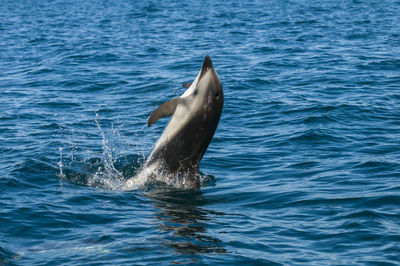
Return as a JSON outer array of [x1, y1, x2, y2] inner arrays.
[[288, 128, 344, 144], [0, 245, 20, 264]]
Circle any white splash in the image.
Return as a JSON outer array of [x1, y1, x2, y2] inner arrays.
[[57, 147, 65, 186]]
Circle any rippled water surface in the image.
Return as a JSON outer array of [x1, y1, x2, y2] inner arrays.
[[1, 0, 400, 264]]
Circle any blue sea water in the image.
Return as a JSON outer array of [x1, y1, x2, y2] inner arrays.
[[1, 0, 400, 264]]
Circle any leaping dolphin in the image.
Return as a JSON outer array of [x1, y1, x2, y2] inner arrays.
[[126, 55, 223, 189]]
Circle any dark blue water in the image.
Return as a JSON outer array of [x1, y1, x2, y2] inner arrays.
[[1, 0, 400, 264]]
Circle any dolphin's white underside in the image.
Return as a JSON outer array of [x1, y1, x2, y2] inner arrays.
[[151, 69, 216, 155]]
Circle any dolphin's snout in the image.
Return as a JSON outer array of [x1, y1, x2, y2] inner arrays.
[[202, 55, 214, 72]]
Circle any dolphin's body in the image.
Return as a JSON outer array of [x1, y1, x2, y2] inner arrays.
[[128, 55, 223, 189]]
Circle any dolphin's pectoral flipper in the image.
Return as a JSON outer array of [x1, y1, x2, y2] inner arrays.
[[148, 97, 181, 127], [182, 83, 192, 89]]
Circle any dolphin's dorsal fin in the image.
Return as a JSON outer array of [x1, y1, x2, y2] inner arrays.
[[182, 83, 192, 89], [148, 97, 180, 127]]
